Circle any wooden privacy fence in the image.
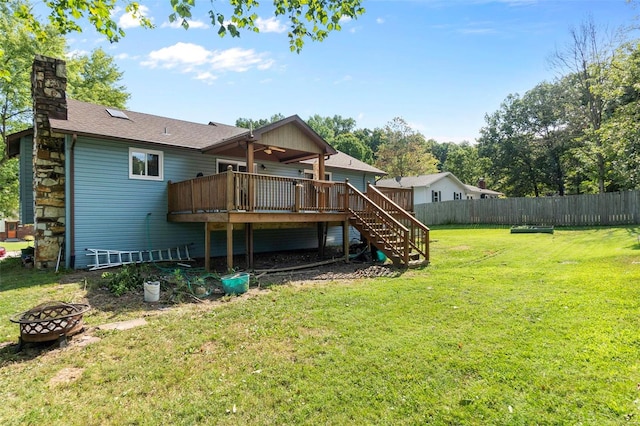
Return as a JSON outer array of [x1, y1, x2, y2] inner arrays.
[[415, 190, 640, 226]]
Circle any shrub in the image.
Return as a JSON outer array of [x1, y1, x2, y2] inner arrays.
[[101, 264, 149, 296]]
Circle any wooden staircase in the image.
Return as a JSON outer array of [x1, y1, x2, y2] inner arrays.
[[345, 182, 429, 267]]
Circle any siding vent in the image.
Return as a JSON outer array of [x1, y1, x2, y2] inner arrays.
[[106, 108, 129, 119]]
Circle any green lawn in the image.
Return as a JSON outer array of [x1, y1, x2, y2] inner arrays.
[[1, 227, 639, 425], [0, 240, 31, 252]]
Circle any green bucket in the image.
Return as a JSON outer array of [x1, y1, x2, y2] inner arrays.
[[221, 272, 250, 295]]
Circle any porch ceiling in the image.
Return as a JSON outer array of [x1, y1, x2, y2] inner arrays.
[[203, 141, 321, 163]]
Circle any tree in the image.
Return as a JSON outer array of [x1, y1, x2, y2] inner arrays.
[[598, 41, 640, 190], [477, 94, 543, 197], [0, 0, 131, 219], [332, 133, 373, 164], [374, 117, 439, 177], [67, 48, 129, 109], [11, 0, 365, 52], [441, 142, 488, 186], [235, 114, 285, 129], [549, 17, 616, 193], [0, 0, 66, 218], [353, 127, 385, 160], [306, 114, 357, 143], [520, 80, 579, 195]]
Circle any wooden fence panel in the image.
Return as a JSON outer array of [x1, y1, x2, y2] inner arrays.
[[415, 191, 640, 226]]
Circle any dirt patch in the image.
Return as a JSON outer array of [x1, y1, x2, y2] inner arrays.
[[49, 367, 84, 387], [56, 248, 407, 320]]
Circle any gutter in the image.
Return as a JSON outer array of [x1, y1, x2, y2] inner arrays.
[[65, 133, 77, 268]]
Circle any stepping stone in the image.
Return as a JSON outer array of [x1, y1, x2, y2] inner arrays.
[[97, 318, 147, 331]]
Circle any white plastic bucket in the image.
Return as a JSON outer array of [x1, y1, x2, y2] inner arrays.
[[144, 281, 160, 302]]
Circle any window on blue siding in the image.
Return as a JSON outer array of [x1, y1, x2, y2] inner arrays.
[[129, 148, 163, 181]]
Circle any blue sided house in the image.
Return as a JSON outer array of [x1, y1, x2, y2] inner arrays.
[[8, 56, 429, 271]]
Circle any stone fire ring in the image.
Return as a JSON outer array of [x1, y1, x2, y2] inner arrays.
[[10, 301, 90, 347]]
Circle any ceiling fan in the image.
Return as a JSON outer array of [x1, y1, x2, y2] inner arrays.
[[256, 145, 286, 155]]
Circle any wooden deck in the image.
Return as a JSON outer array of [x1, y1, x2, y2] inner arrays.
[[167, 169, 427, 270]]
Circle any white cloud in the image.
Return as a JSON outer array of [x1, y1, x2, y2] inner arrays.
[[339, 16, 352, 24], [255, 17, 286, 33], [195, 72, 218, 84], [161, 19, 208, 29], [376, 18, 385, 24], [66, 49, 89, 58], [118, 5, 153, 29], [141, 43, 274, 80]]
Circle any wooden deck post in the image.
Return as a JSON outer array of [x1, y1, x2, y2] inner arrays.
[[245, 223, 254, 269], [318, 153, 325, 210], [226, 222, 234, 271], [343, 219, 350, 263], [247, 141, 254, 211], [294, 184, 302, 212], [226, 165, 234, 211], [204, 222, 211, 272], [344, 178, 349, 211]]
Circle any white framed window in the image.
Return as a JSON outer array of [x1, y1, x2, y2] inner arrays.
[[129, 148, 163, 181], [304, 169, 332, 181], [216, 159, 259, 174], [217, 159, 246, 173]]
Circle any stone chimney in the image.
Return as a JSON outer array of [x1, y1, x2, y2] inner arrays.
[[31, 55, 67, 269], [477, 178, 486, 190]]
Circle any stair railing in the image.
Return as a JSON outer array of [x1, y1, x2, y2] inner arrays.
[[367, 183, 430, 263], [345, 181, 410, 265]]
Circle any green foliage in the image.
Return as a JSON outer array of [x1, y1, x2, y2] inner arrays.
[[0, 2, 130, 218], [441, 141, 488, 185], [332, 132, 373, 163], [66, 48, 130, 108], [306, 114, 357, 143], [374, 117, 439, 177], [235, 114, 285, 129], [0, 0, 67, 218], [101, 264, 148, 296], [11, 0, 365, 51]]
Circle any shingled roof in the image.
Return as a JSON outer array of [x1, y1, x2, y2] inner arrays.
[[302, 151, 386, 175], [7, 99, 387, 175], [46, 99, 249, 150]]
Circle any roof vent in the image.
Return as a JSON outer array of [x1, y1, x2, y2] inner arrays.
[[106, 108, 129, 119]]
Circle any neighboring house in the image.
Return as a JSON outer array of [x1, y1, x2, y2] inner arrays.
[[376, 172, 502, 204], [8, 55, 429, 270], [464, 179, 503, 200]]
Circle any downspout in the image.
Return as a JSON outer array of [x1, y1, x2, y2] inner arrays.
[[65, 133, 77, 268]]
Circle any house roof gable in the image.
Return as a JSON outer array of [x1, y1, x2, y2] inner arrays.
[[201, 115, 337, 163], [376, 172, 464, 188]]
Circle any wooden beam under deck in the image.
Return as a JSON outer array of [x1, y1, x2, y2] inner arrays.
[[168, 211, 349, 224]]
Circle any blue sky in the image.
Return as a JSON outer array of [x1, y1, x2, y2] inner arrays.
[[65, 0, 638, 142]]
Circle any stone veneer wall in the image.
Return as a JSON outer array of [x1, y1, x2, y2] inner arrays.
[[31, 55, 67, 268]]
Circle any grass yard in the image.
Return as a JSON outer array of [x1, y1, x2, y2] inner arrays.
[[1, 226, 640, 425]]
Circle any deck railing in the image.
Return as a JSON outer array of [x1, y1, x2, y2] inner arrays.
[[168, 169, 349, 214], [374, 186, 414, 212]]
